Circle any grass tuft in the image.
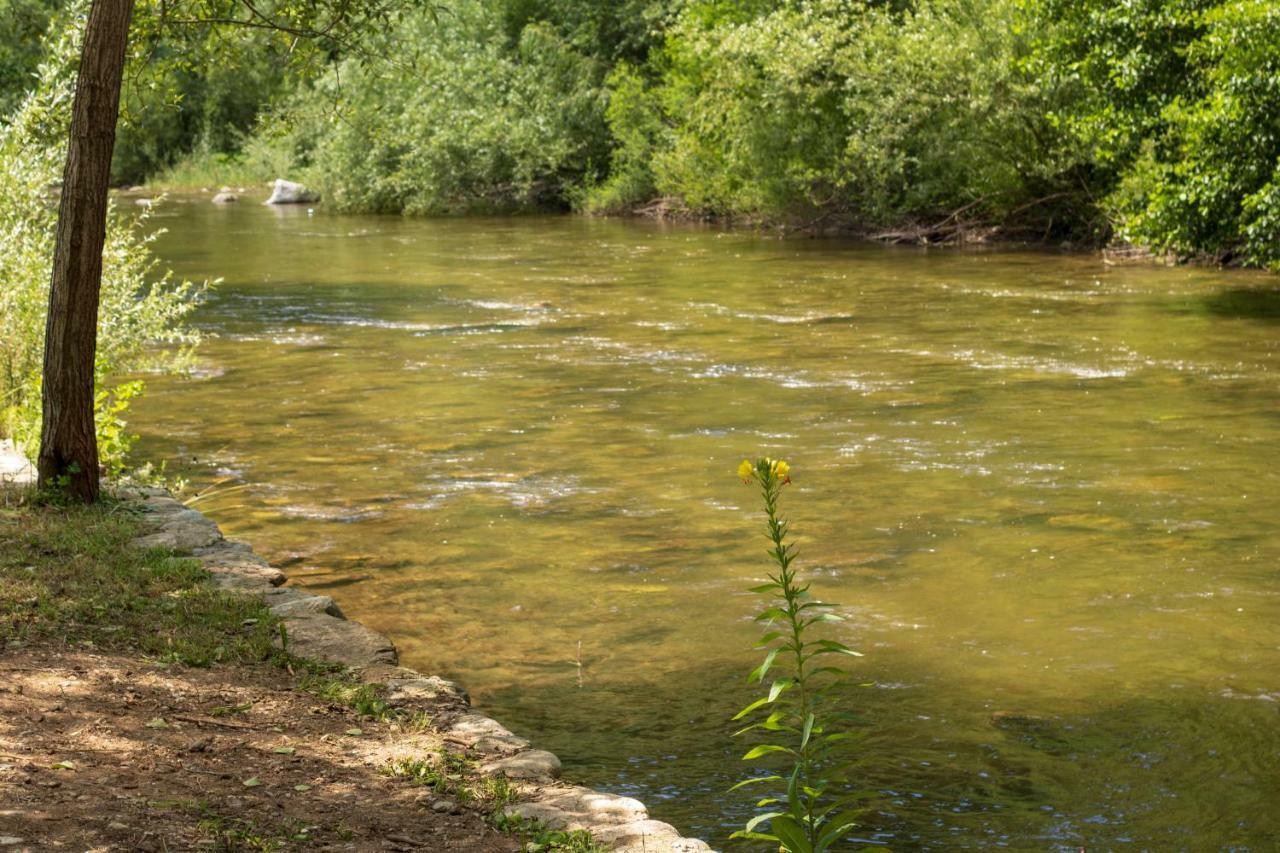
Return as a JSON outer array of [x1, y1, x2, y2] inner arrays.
[[0, 498, 279, 667]]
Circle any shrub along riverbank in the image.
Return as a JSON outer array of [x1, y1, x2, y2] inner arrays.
[[4, 0, 1278, 268]]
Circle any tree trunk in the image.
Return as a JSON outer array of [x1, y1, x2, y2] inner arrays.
[[37, 0, 135, 502]]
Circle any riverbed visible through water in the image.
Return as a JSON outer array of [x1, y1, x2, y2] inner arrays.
[[133, 197, 1280, 848]]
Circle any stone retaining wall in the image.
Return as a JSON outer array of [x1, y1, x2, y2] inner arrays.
[[130, 486, 713, 853]]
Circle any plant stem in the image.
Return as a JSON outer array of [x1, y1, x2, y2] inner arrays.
[[760, 474, 817, 843]]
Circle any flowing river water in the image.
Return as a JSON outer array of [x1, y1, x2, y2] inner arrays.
[[132, 198, 1280, 848]]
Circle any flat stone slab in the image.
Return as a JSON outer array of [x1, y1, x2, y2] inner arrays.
[[594, 820, 688, 846], [446, 713, 517, 745], [197, 541, 286, 587], [481, 749, 561, 780], [527, 787, 649, 825], [379, 671, 470, 707], [268, 591, 343, 618], [132, 503, 221, 551], [615, 835, 713, 853], [281, 613, 397, 667], [130, 504, 220, 550], [210, 572, 279, 594]]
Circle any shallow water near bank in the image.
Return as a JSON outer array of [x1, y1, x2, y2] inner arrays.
[[133, 197, 1280, 848]]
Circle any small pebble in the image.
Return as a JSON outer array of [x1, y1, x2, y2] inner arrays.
[[431, 799, 456, 814]]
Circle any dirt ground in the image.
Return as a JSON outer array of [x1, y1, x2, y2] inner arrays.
[[0, 644, 519, 852]]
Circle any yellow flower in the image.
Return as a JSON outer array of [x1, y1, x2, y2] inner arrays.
[[737, 459, 754, 481], [772, 459, 790, 480]]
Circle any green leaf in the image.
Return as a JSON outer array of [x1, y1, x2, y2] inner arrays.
[[756, 607, 788, 623], [768, 677, 794, 702], [732, 696, 772, 721], [772, 815, 812, 853], [812, 639, 863, 657], [242, 777, 261, 787], [727, 774, 783, 793], [801, 712, 815, 749], [749, 583, 780, 594], [760, 710, 793, 731], [743, 811, 785, 834], [754, 631, 783, 648], [742, 744, 793, 760], [822, 732, 863, 744], [729, 831, 779, 842], [810, 666, 848, 677], [814, 811, 860, 852], [748, 648, 780, 683]]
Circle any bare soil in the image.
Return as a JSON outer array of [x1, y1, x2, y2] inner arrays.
[[0, 643, 519, 852]]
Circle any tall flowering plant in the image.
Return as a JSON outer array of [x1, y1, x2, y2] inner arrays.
[[731, 458, 862, 852]]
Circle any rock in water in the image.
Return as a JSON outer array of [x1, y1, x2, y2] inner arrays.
[[264, 178, 319, 205], [211, 192, 238, 204]]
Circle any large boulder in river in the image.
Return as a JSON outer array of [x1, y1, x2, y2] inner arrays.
[[211, 192, 238, 204], [264, 178, 319, 205]]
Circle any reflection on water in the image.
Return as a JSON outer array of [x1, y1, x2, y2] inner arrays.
[[134, 198, 1280, 848]]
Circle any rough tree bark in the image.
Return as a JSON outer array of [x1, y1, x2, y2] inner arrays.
[[37, 0, 136, 502]]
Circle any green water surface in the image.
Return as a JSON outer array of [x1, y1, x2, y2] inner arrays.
[[133, 198, 1280, 849]]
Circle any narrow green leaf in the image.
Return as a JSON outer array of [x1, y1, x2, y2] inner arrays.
[[727, 775, 783, 793], [729, 830, 779, 842], [742, 744, 793, 760], [732, 696, 772, 721], [815, 810, 861, 852], [772, 815, 812, 853], [748, 647, 780, 683], [754, 631, 783, 648], [743, 811, 785, 834]]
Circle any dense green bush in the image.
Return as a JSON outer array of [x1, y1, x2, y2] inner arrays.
[[587, 0, 1092, 236], [0, 15, 203, 469], [108, 10, 304, 186], [1108, 1, 1280, 267], [287, 0, 611, 214], [10, 0, 1277, 266], [0, 0, 61, 118]]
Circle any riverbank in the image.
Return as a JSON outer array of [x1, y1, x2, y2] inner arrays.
[[0, 464, 710, 851], [134, 182, 1253, 274]]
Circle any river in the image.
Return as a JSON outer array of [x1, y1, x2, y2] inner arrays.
[[133, 197, 1280, 848]]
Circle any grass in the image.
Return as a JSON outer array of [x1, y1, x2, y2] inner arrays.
[[148, 150, 277, 193], [490, 814, 608, 853], [0, 495, 280, 666], [384, 752, 519, 812], [385, 755, 606, 852], [149, 799, 318, 851], [0, 492, 409, 719]]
